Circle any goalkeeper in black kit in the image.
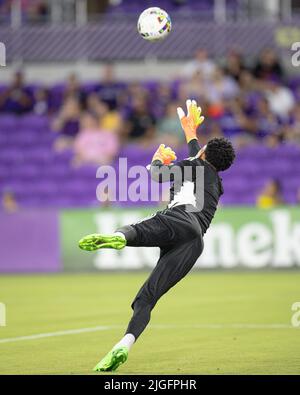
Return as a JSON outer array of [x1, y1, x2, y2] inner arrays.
[[79, 99, 236, 372]]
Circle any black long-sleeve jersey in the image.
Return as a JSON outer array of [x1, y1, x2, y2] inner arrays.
[[151, 139, 224, 233]]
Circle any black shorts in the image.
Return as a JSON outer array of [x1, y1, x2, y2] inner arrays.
[[123, 205, 204, 311], [128, 204, 204, 250]]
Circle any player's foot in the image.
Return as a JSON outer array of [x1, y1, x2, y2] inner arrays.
[[78, 234, 126, 251], [93, 346, 128, 372]]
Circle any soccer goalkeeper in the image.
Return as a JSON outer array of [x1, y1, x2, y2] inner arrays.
[[79, 99, 235, 372]]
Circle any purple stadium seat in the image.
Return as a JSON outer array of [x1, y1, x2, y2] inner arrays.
[[0, 115, 17, 130], [18, 114, 50, 131]]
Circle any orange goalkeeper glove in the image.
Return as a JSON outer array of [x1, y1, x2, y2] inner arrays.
[[177, 99, 205, 143], [152, 144, 177, 165]]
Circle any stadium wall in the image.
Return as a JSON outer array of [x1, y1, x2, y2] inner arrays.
[[0, 20, 298, 83], [1, 207, 300, 273], [0, 210, 61, 273], [1, 20, 299, 62]]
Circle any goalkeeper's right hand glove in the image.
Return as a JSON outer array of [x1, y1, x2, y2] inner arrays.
[[177, 99, 205, 143], [152, 144, 177, 165]]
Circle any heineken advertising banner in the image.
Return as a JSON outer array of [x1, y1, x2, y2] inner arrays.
[[61, 207, 300, 271]]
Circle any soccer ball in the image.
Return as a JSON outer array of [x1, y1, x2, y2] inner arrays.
[[137, 7, 172, 42]]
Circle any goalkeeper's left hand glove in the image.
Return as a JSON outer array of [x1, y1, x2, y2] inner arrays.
[[177, 99, 205, 143], [152, 144, 177, 165]]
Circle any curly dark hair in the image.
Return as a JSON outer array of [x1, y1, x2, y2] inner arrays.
[[205, 138, 235, 172]]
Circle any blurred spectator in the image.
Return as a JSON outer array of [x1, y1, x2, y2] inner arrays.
[[53, 96, 81, 137], [52, 97, 81, 150], [2, 190, 18, 213], [94, 64, 124, 110], [100, 103, 121, 133], [86, 94, 121, 133], [254, 96, 280, 139], [0, 71, 33, 114], [33, 87, 49, 115], [253, 48, 284, 81], [118, 81, 149, 115], [153, 83, 174, 118], [125, 96, 156, 142], [264, 80, 295, 119], [206, 67, 239, 105], [26, 0, 49, 23], [179, 70, 207, 103], [64, 73, 86, 108], [257, 179, 284, 208], [157, 102, 184, 147], [73, 112, 119, 166], [224, 50, 247, 82], [197, 120, 224, 148], [182, 48, 216, 80], [221, 97, 256, 146], [238, 70, 260, 109], [283, 103, 300, 144]]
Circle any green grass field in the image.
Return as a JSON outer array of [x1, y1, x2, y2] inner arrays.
[[0, 271, 299, 375]]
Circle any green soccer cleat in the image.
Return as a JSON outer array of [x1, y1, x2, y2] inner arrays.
[[93, 346, 128, 372], [78, 234, 126, 251]]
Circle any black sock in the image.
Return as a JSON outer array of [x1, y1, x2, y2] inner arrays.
[[115, 225, 138, 246]]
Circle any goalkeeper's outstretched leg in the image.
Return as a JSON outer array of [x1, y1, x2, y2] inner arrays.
[[79, 207, 203, 372], [125, 235, 203, 339]]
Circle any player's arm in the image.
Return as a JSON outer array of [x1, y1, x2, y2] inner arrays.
[[177, 99, 205, 157]]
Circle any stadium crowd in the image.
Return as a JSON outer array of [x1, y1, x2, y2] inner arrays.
[[1, 48, 300, 211], [0, 48, 299, 168]]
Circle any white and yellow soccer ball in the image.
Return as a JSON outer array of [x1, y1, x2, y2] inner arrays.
[[137, 7, 172, 42]]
